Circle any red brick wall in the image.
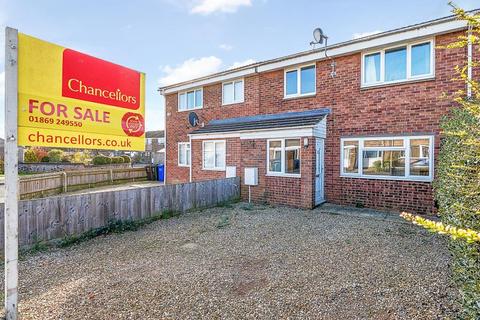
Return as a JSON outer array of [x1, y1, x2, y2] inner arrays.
[[165, 31, 469, 213]]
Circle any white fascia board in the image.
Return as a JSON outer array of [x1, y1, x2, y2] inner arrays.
[[161, 19, 466, 94], [190, 126, 314, 140], [163, 67, 256, 94]]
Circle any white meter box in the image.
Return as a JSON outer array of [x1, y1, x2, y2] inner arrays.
[[244, 167, 258, 186]]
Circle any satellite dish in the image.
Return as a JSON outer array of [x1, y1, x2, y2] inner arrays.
[[310, 27, 328, 47], [313, 28, 324, 44], [188, 112, 199, 127]]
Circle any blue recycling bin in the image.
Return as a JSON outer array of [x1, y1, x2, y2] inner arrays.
[[157, 164, 165, 182]]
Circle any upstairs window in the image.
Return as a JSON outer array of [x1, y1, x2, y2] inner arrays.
[[340, 136, 433, 181], [284, 64, 316, 98], [223, 79, 244, 105], [362, 40, 433, 87], [178, 88, 202, 111]]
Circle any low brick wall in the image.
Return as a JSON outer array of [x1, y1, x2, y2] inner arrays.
[[19, 162, 131, 173]]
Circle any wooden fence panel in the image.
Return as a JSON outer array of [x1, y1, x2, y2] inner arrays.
[[0, 177, 240, 250], [19, 167, 147, 199]]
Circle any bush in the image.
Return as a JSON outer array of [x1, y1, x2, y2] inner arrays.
[[72, 151, 91, 164], [400, 7, 480, 318], [0, 159, 4, 174], [120, 155, 131, 163], [92, 155, 111, 165], [33, 148, 48, 162], [40, 156, 50, 163], [47, 149, 63, 163], [111, 156, 124, 164], [434, 106, 480, 318], [24, 149, 38, 163]]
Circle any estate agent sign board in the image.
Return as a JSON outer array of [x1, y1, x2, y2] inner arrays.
[[17, 33, 146, 150], [4, 27, 146, 320]]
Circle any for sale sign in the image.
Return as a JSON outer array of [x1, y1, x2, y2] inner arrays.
[[17, 33, 145, 150]]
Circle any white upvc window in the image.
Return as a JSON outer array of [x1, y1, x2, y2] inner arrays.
[[178, 88, 203, 111], [361, 39, 434, 87], [340, 135, 434, 181], [267, 138, 301, 177], [178, 142, 190, 167], [222, 79, 244, 105], [203, 140, 226, 170], [284, 64, 316, 98]]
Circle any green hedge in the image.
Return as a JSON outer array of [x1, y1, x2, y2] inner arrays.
[[111, 156, 124, 164], [120, 155, 131, 163], [434, 106, 480, 318], [92, 155, 111, 165]]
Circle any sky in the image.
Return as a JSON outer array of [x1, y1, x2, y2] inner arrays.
[[0, 0, 478, 138]]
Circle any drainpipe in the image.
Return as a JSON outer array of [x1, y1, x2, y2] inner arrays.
[[158, 88, 167, 184], [189, 135, 192, 183], [467, 24, 473, 99]]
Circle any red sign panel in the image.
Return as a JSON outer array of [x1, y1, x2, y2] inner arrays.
[[62, 49, 141, 110]]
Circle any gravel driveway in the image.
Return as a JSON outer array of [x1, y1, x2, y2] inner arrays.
[[2, 203, 458, 319]]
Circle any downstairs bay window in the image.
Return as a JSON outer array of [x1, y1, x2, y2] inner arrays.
[[267, 139, 301, 176], [340, 136, 433, 181]]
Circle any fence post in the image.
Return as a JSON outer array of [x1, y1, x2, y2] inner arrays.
[[62, 172, 67, 193], [109, 169, 113, 184]]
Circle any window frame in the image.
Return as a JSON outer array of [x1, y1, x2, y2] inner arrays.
[[202, 140, 226, 171], [266, 138, 302, 178], [340, 135, 434, 182], [177, 87, 203, 112], [222, 78, 244, 105], [177, 142, 190, 167], [283, 64, 316, 99], [361, 38, 435, 88]]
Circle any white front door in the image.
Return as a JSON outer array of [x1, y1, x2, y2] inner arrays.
[[315, 138, 325, 205]]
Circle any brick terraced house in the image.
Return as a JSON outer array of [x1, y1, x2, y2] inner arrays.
[[159, 13, 477, 214]]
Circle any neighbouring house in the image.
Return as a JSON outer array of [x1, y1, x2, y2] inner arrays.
[[144, 130, 165, 164], [159, 12, 478, 214]]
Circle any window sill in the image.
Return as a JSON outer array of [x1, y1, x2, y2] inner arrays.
[[283, 93, 316, 101], [360, 75, 435, 90], [178, 106, 203, 112], [222, 101, 244, 106], [178, 164, 190, 167], [266, 173, 301, 178], [202, 167, 226, 171], [340, 174, 433, 182]]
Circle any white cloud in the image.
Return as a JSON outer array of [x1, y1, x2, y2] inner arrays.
[[158, 56, 222, 86], [228, 58, 256, 70], [219, 43, 233, 51], [158, 56, 257, 87], [190, 0, 252, 15], [352, 30, 382, 40]]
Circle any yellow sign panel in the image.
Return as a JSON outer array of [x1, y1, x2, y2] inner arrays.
[[18, 33, 145, 151]]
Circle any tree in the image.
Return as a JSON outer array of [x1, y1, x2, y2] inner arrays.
[[401, 4, 480, 318]]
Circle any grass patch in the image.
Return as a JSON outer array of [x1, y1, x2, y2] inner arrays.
[[240, 203, 254, 211], [216, 215, 231, 229], [59, 210, 179, 248], [24, 241, 49, 254]]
